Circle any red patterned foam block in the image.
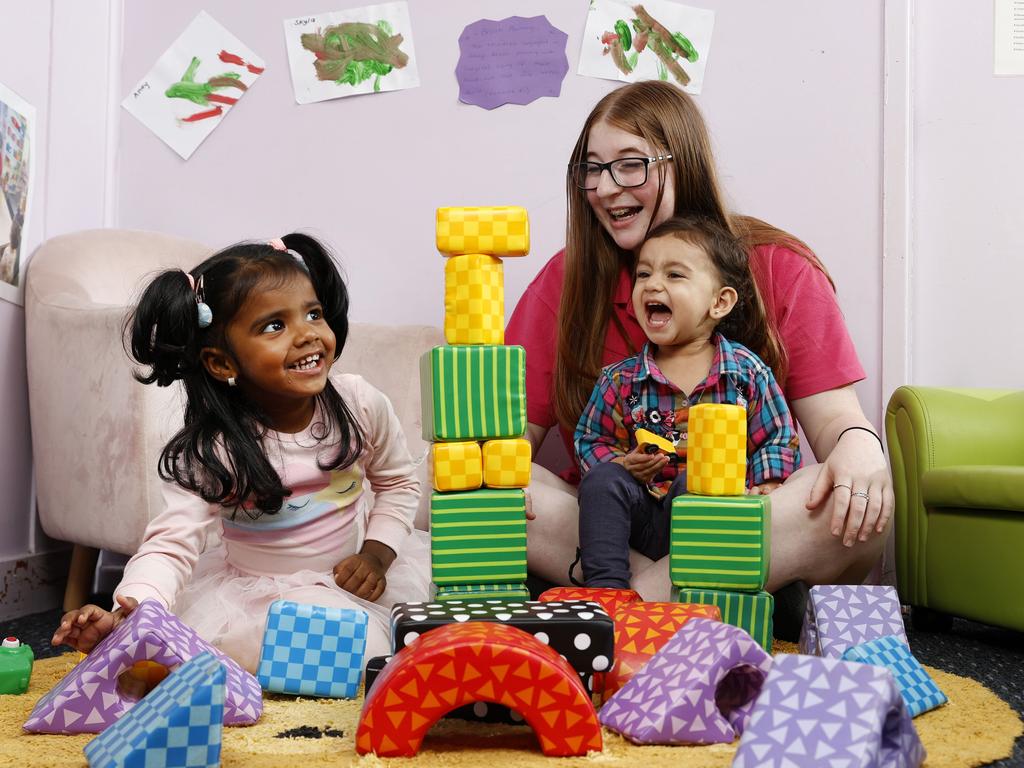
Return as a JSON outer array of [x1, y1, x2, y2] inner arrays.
[[602, 601, 722, 702], [356, 621, 601, 757], [538, 587, 642, 618]]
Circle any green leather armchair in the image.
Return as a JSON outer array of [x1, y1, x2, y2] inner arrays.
[[885, 386, 1024, 631]]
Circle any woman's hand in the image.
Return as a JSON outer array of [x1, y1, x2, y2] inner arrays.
[[793, 385, 894, 548], [51, 595, 138, 653], [613, 446, 669, 484], [808, 429, 893, 547]]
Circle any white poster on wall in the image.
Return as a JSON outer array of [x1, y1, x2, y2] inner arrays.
[[0, 81, 35, 306], [995, 0, 1024, 74], [122, 11, 265, 160], [283, 2, 420, 104], [578, 0, 714, 94]]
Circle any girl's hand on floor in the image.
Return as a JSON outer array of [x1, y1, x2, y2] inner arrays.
[[51, 595, 138, 653], [334, 552, 387, 602]]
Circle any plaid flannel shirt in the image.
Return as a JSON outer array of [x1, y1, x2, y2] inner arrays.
[[574, 334, 801, 498]]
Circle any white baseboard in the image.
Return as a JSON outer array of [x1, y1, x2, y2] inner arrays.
[[0, 550, 70, 621]]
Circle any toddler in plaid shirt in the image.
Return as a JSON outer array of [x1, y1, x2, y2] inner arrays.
[[574, 216, 800, 588]]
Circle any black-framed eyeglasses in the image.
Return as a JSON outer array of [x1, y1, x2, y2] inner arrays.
[[569, 155, 673, 190]]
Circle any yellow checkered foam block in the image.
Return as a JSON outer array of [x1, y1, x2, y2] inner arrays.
[[482, 438, 532, 488], [686, 403, 747, 496], [431, 441, 483, 492], [436, 206, 530, 257], [444, 254, 504, 345]]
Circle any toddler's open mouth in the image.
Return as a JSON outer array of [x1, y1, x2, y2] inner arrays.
[[645, 302, 672, 328]]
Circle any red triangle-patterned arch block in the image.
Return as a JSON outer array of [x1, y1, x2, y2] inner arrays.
[[602, 601, 723, 701], [538, 586, 643, 618], [355, 622, 602, 757]]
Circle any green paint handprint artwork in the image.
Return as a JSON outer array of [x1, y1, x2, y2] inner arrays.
[[578, 0, 714, 94], [300, 19, 408, 93], [600, 4, 697, 85], [284, 3, 420, 104]]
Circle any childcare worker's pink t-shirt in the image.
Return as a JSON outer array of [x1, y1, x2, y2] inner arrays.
[[505, 243, 865, 482]]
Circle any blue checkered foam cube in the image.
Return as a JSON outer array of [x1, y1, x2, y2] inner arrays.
[[83, 651, 225, 768], [257, 600, 368, 699], [841, 633, 948, 717]]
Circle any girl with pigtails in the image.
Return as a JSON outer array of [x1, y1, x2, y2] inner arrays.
[[52, 233, 430, 670]]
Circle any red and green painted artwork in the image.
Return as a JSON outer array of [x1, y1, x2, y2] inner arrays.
[[165, 50, 261, 123], [601, 4, 697, 86], [300, 20, 409, 93]]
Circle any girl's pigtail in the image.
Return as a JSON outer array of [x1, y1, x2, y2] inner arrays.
[[126, 270, 203, 386], [279, 232, 364, 471], [281, 232, 350, 356]]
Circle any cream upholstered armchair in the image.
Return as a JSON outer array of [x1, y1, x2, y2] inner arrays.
[[25, 229, 440, 610]]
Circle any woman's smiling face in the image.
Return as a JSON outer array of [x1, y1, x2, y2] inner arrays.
[[585, 119, 676, 255]]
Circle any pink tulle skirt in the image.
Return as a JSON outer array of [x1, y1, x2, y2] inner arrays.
[[170, 529, 431, 673]]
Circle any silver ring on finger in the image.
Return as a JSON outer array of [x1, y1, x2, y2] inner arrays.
[[851, 491, 869, 501]]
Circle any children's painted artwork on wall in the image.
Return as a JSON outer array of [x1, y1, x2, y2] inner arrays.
[[455, 16, 569, 110], [577, 0, 714, 94], [0, 81, 35, 305], [121, 11, 265, 160], [283, 2, 420, 104]]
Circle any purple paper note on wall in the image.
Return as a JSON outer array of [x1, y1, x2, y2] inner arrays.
[[455, 16, 569, 110]]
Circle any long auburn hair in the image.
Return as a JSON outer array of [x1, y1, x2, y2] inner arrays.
[[556, 80, 833, 432], [126, 233, 364, 516]]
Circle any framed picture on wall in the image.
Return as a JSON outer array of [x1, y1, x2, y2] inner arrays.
[[0, 81, 35, 306]]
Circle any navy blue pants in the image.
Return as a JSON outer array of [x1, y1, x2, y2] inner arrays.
[[577, 461, 688, 589]]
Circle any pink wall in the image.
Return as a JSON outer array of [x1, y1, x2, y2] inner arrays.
[[0, 0, 52, 558], [115, 0, 886, 430], [913, 1, 1024, 387], [4, 0, 896, 563]]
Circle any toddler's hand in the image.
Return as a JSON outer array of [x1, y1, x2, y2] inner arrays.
[[524, 487, 535, 521], [52, 595, 138, 653], [615, 446, 669, 485], [749, 481, 782, 495], [334, 553, 387, 602]]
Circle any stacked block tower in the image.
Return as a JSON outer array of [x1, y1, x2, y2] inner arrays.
[[669, 403, 774, 650], [424, 206, 532, 601]]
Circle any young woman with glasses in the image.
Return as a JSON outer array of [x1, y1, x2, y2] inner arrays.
[[506, 80, 891, 634]]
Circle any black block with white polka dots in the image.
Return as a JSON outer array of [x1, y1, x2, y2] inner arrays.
[[390, 599, 615, 678]]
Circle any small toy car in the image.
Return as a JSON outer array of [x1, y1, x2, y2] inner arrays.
[[0, 637, 33, 694], [635, 428, 676, 455]]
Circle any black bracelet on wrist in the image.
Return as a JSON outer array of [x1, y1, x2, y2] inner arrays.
[[836, 425, 885, 454]]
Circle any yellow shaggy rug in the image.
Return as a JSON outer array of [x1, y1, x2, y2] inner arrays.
[[0, 647, 1020, 767]]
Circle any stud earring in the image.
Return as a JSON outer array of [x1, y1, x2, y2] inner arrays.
[[227, 376, 237, 387]]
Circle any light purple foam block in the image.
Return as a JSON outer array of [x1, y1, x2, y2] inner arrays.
[[24, 600, 261, 734], [799, 585, 908, 658], [733, 654, 926, 768], [598, 618, 771, 745]]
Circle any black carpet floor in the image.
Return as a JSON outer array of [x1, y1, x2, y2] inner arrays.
[[3, 607, 1022, 766]]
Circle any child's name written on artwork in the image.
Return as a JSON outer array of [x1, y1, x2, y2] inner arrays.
[[132, 82, 151, 99], [455, 15, 569, 110]]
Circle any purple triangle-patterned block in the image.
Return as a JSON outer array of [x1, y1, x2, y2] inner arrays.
[[24, 600, 262, 734], [598, 617, 771, 745], [733, 654, 926, 768], [799, 585, 907, 658]]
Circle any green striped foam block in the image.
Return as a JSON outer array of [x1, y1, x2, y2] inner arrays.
[[430, 489, 527, 585], [420, 345, 526, 441], [673, 586, 774, 651], [669, 494, 770, 591], [433, 582, 530, 601]]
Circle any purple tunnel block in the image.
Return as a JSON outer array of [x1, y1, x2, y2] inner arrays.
[[732, 654, 926, 768], [24, 600, 262, 734], [598, 618, 772, 745], [799, 585, 907, 658]]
